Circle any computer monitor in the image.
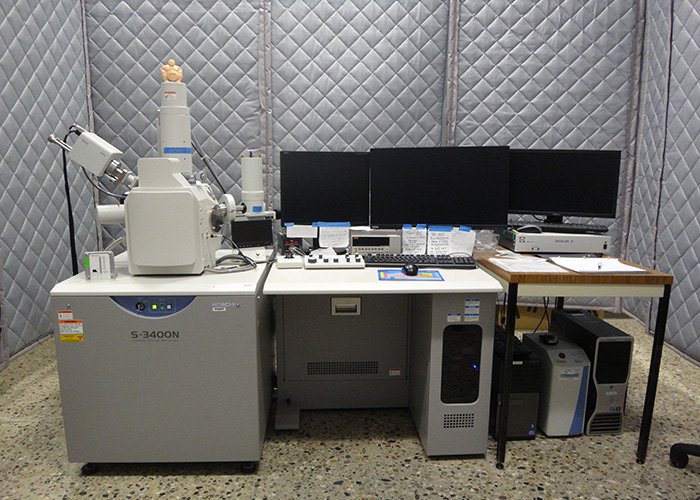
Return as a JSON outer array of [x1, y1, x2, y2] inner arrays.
[[280, 151, 370, 226], [369, 146, 510, 228], [508, 149, 621, 222]]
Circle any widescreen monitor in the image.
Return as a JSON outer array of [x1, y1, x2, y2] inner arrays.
[[508, 149, 621, 222], [369, 146, 510, 228], [280, 151, 370, 226]]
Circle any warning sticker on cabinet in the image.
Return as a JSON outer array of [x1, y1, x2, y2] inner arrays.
[[59, 320, 84, 342], [57, 310, 73, 321], [463, 298, 480, 322], [447, 313, 462, 323]]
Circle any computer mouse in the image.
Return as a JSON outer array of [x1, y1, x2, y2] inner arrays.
[[517, 224, 542, 233], [402, 263, 419, 276], [539, 333, 559, 345]]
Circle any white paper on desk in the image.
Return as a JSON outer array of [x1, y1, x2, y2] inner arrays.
[[285, 224, 317, 238], [549, 257, 648, 274], [427, 226, 452, 255], [318, 225, 350, 248], [489, 257, 565, 273], [448, 227, 476, 255], [402, 225, 427, 255]]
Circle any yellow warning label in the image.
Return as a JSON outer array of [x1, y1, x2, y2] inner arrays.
[[60, 334, 84, 342]]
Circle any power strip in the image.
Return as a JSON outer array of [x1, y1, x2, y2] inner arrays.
[[275, 255, 303, 269], [303, 254, 365, 269]]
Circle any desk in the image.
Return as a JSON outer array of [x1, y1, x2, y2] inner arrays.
[[264, 265, 503, 456], [476, 252, 673, 468]]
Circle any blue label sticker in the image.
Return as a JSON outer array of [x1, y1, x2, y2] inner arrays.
[[163, 147, 193, 154], [252, 206, 263, 213]]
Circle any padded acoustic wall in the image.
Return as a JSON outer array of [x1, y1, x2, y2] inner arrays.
[[625, 0, 672, 332], [627, 0, 700, 362], [454, 0, 638, 309], [0, 0, 94, 357], [84, 0, 261, 229], [270, 0, 449, 209]]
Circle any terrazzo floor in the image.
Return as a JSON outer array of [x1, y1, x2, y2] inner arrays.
[[1, 317, 699, 499]]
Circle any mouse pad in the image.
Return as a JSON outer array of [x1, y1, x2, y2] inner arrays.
[[377, 269, 444, 281]]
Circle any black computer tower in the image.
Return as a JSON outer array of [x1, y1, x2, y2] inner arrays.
[[550, 309, 633, 435], [489, 326, 541, 440]]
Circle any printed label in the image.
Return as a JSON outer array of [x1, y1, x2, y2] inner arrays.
[[447, 313, 462, 323], [463, 298, 480, 322], [57, 310, 73, 321], [388, 369, 401, 377], [59, 319, 83, 335]]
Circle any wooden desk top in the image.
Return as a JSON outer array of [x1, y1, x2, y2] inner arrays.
[[474, 251, 673, 286]]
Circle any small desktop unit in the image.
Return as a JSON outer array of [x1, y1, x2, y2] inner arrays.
[[550, 309, 633, 435], [489, 327, 541, 440], [523, 333, 590, 437]]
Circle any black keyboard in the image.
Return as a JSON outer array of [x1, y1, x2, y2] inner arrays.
[[517, 222, 609, 234], [363, 253, 477, 269]]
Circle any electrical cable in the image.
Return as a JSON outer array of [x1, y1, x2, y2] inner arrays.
[[191, 134, 226, 194], [81, 168, 126, 201], [61, 130, 80, 275], [531, 297, 550, 333], [104, 236, 124, 253]]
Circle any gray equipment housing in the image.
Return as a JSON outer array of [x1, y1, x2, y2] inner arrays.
[[410, 293, 495, 456], [274, 294, 410, 429], [523, 334, 590, 437], [550, 309, 633, 435], [51, 276, 273, 464]]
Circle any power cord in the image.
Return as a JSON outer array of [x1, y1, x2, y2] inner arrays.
[[191, 134, 226, 194], [205, 235, 257, 273], [61, 128, 80, 275], [531, 297, 550, 333]]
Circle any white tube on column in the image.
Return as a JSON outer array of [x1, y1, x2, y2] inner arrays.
[[96, 205, 125, 225], [241, 149, 265, 214], [157, 81, 192, 173]]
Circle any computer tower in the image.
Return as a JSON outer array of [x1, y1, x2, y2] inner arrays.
[[489, 327, 540, 440], [410, 293, 496, 456], [522, 333, 589, 437], [550, 309, 633, 435]]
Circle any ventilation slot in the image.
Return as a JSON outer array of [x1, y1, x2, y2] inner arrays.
[[588, 413, 623, 434], [443, 413, 475, 429], [307, 361, 379, 376]]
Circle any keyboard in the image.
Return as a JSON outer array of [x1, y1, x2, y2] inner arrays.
[[363, 253, 477, 269], [517, 222, 609, 234]]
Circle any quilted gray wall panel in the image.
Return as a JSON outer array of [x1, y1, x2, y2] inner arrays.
[[84, 0, 261, 210], [655, 0, 700, 361], [0, 0, 94, 356], [455, 0, 637, 309], [270, 0, 449, 209], [625, 0, 672, 325]]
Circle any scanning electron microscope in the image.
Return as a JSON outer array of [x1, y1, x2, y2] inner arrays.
[[49, 60, 273, 474]]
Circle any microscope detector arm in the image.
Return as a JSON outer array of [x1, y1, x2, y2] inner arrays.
[[48, 130, 138, 191]]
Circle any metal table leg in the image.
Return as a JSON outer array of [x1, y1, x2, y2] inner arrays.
[[496, 282, 518, 468], [636, 284, 672, 464]]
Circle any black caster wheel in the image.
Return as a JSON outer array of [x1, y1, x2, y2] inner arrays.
[[496, 462, 504, 470], [81, 463, 100, 475], [240, 461, 258, 474], [670, 449, 689, 469]]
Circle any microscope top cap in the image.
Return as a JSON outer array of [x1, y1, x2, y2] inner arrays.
[[161, 59, 183, 82]]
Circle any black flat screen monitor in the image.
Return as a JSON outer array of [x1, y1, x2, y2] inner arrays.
[[369, 146, 510, 228], [509, 149, 621, 221], [280, 151, 370, 225]]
